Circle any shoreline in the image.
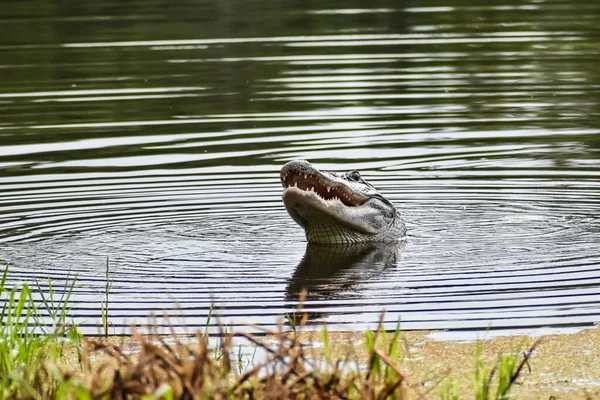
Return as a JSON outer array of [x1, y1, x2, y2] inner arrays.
[[85, 324, 600, 399]]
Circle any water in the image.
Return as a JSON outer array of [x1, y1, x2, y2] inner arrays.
[[1, 0, 599, 334]]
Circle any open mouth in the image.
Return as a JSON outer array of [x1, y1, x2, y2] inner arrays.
[[281, 170, 365, 207]]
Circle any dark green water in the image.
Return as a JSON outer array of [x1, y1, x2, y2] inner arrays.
[[1, 0, 599, 334]]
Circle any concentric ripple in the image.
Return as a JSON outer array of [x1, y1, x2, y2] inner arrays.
[[0, 0, 599, 334]]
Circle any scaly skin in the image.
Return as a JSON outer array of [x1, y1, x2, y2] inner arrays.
[[280, 160, 406, 244]]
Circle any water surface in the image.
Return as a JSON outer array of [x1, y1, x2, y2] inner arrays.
[[1, 0, 599, 334]]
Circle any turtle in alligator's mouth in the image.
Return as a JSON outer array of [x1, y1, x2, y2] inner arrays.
[[280, 160, 406, 244]]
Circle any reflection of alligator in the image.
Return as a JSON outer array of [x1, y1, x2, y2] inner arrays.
[[286, 242, 404, 317], [280, 160, 406, 244]]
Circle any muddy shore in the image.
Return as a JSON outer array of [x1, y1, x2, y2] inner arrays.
[[86, 325, 600, 399]]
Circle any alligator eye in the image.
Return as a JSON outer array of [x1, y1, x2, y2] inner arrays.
[[348, 170, 361, 181]]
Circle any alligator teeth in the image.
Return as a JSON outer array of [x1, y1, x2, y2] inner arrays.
[[310, 186, 314, 192], [304, 174, 307, 179], [326, 187, 331, 192], [293, 182, 297, 187]]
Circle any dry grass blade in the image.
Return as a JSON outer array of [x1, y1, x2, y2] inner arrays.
[[510, 340, 540, 387]]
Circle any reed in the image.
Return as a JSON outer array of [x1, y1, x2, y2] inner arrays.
[[101, 256, 116, 338]]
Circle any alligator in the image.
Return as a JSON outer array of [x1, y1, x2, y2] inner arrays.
[[280, 160, 406, 244]]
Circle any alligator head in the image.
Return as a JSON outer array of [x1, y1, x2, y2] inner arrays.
[[280, 160, 406, 244]]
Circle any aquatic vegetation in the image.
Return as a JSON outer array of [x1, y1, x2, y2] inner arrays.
[[101, 256, 117, 338]]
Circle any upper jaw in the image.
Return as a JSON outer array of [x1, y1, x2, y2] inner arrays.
[[280, 160, 370, 207]]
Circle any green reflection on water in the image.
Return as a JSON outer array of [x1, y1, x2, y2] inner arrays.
[[0, 0, 598, 177]]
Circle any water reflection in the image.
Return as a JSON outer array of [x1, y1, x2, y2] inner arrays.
[[287, 242, 405, 320]]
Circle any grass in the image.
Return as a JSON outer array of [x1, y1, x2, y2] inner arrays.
[[437, 340, 538, 400], [0, 264, 538, 399], [0, 265, 82, 399]]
